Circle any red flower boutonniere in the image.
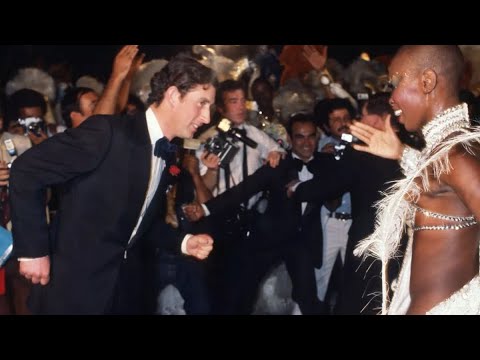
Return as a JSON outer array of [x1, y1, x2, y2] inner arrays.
[[168, 164, 181, 177]]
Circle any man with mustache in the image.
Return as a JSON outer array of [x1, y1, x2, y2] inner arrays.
[[312, 98, 355, 311]]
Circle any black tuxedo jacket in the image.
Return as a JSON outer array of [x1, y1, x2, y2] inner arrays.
[[204, 152, 325, 268], [9, 112, 176, 314], [295, 146, 402, 313]]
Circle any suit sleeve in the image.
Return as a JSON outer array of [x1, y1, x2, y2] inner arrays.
[[294, 153, 352, 203], [204, 161, 279, 215], [9, 115, 113, 258]]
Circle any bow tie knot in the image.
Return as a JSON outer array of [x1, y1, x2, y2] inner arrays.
[[293, 158, 311, 172], [154, 137, 177, 160]]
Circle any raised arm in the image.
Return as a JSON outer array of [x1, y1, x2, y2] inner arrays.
[[293, 155, 350, 203], [94, 45, 139, 115]]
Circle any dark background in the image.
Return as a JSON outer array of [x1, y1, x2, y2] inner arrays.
[[0, 45, 400, 86]]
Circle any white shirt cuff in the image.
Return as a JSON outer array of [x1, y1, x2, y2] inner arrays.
[[18, 258, 35, 261], [201, 204, 210, 216], [181, 234, 193, 255]]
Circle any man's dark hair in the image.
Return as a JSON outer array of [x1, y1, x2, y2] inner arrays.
[[61, 87, 96, 128], [7, 88, 47, 120], [147, 53, 216, 106], [314, 98, 356, 135], [364, 93, 394, 117], [215, 79, 246, 108], [286, 112, 317, 137]]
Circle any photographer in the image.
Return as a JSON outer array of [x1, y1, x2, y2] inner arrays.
[[186, 113, 328, 314], [197, 79, 285, 314], [6, 89, 49, 146], [312, 98, 355, 309], [288, 93, 404, 314], [1, 89, 49, 315]]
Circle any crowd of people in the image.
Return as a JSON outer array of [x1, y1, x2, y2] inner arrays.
[[1, 44, 480, 315]]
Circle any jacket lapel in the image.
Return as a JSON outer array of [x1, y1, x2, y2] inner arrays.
[[125, 113, 151, 236]]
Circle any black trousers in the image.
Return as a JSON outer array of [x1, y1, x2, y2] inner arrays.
[[107, 246, 151, 315]]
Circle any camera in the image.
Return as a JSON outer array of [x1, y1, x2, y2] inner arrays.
[[204, 118, 258, 168], [334, 133, 362, 160], [17, 117, 46, 137]]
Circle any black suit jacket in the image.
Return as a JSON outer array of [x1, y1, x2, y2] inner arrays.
[[9, 112, 176, 314], [295, 147, 402, 313], [204, 152, 325, 268]]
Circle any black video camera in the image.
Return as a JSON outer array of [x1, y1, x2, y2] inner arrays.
[[17, 117, 46, 137], [334, 133, 363, 160], [204, 119, 258, 168]]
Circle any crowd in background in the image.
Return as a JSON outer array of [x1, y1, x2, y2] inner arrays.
[[1, 45, 480, 315]]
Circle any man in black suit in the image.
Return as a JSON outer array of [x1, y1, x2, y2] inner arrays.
[[184, 113, 328, 314], [9, 53, 215, 315], [288, 94, 405, 314]]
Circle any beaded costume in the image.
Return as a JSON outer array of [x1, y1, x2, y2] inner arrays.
[[354, 103, 480, 314]]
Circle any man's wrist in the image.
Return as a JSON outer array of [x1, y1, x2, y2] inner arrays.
[[201, 204, 210, 217], [181, 234, 193, 255]]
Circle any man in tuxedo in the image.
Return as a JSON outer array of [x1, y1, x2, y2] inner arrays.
[[9, 53, 215, 315], [288, 94, 405, 314], [184, 113, 328, 314]]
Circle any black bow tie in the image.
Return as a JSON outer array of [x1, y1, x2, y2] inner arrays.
[[154, 137, 177, 160], [235, 128, 247, 136], [293, 158, 312, 172]]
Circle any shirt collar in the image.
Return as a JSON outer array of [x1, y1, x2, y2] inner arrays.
[[146, 107, 164, 145], [292, 153, 314, 162]]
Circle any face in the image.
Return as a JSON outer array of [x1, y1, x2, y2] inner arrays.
[[72, 91, 99, 128], [327, 108, 352, 139], [360, 103, 385, 131], [251, 82, 273, 108], [173, 84, 215, 139], [218, 89, 247, 125], [79, 91, 99, 118], [290, 121, 317, 162], [388, 52, 427, 132]]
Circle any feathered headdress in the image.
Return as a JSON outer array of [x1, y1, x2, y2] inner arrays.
[[6, 67, 56, 101], [130, 59, 168, 104]]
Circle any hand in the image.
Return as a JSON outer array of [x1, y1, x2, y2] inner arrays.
[[265, 151, 285, 168], [28, 129, 48, 145], [320, 142, 336, 154], [0, 161, 10, 186], [349, 115, 405, 160], [19, 255, 50, 285], [127, 52, 145, 79], [285, 179, 301, 198], [186, 234, 213, 260], [112, 45, 139, 81], [182, 201, 205, 222], [182, 153, 200, 176], [302, 45, 328, 71], [201, 150, 220, 170]]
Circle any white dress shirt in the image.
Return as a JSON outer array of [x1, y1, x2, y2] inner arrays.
[[129, 107, 164, 241], [292, 153, 313, 214]]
